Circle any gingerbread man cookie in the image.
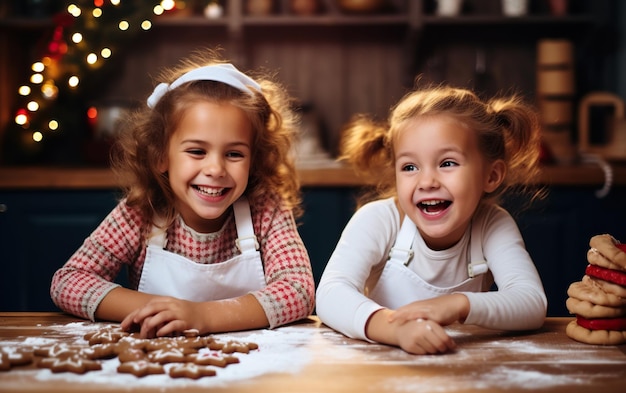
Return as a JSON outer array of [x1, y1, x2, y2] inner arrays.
[[38, 354, 102, 374], [169, 363, 217, 379], [117, 360, 165, 377]]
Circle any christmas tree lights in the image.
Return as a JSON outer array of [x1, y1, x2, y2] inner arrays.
[[6, 0, 180, 163]]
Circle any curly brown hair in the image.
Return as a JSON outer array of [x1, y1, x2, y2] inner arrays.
[[340, 85, 544, 208], [111, 49, 301, 228]]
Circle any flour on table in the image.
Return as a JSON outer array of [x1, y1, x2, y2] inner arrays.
[[0, 324, 313, 389]]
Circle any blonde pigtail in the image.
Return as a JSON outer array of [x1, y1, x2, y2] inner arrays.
[[489, 97, 543, 201], [339, 115, 396, 206]]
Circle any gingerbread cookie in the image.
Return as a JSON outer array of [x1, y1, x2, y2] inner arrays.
[[186, 350, 239, 367], [566, 297, 626, 318], [115, 336, 148, 354], [566, 320, 626, 345], [221, 340, 258, 354], [0, 347, 34, 368], [567, 280, 626, 307], [34, 343, 80, 358], [0, 353, 9, 371], [589, 234, 626, 270], [117, 348, 147, 363], [169, 363, 217, 379], [147, 347, 186, 364], [38, 354, 102, 374], [117, 360, 165, 377], [84, 327, 129, 345], [80, 343, 117, 360]]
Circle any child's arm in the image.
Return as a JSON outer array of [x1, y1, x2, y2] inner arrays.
[[454, 206, 547, 330], [244, 199, 315, 328], [316, 199, 400, 341], [118, 293, 268, 338], [387, 293, 471, 325], [366, 308, 457, 355]]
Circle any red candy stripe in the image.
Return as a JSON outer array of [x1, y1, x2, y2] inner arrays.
[[576, 315, 626, 331], [585, 264, 626, 286]]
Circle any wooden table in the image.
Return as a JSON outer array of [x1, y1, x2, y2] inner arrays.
[[0, 313, 625, 392]]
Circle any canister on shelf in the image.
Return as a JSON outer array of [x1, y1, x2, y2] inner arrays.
[[536, 39, 577, 164]]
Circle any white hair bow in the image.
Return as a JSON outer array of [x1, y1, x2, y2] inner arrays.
[[147, 63, 261, 108]]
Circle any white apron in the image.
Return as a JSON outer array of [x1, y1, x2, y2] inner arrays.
[[368, 216, 491, 309], [137, 197, 266, 302]]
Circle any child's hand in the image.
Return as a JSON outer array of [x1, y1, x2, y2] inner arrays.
[[394, 318, 456, 355], [388, 294, 470, 326], [120, 296, 201, 338]]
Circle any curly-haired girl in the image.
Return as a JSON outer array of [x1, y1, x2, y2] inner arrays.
[[51, 49, 315, 338]]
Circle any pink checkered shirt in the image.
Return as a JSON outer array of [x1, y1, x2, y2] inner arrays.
[[50, 193, 315, 328]]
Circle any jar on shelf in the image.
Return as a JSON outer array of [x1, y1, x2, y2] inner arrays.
[[290, 0, 321, 15], [246, 0, 274, 15], [536, 39, 577, 164]]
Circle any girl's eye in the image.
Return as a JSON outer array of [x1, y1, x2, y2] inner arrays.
[[186, 149, 205, 156], [441, 160, 458, 168], [226, 151, 245, 159], [401, 164, 417, 172]]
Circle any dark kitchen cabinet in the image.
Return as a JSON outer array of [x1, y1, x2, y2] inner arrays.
[[0, 190, 119, 311]]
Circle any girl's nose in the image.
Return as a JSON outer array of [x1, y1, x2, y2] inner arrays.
[[203, 155, 226, 177], [417, 169, 439, 190]]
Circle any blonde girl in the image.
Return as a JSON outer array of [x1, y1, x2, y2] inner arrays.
[[51, 49, 315, 338], [316, 85, 547, 354]]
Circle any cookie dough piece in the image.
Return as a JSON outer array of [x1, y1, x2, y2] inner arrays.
[[589, 234, 626, 270], [585, 275, 626, 298], [567, 280, 626, 307], [565, 297, 626, 318], [566, 320, 626, 345]]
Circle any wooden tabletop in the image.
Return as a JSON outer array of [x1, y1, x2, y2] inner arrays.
[[0, 313, 625, 392]]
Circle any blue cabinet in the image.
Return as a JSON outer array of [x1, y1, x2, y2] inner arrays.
[[503, 186, 626, 317], [299, 187, 358, 286], [0, 190, 119, 311]]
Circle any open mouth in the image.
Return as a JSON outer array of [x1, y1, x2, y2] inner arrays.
[[418, 200, 451, 215], [193, 185, 226, 197]]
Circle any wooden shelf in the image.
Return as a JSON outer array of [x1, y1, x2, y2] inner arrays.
[[1, 164, 624, 190]]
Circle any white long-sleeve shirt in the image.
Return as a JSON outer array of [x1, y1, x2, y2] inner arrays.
[[316, 198, 547, 341]]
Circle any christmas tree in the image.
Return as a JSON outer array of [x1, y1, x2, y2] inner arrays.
[[3, 0, 177, 165]]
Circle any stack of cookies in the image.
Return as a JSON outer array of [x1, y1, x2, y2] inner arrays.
[[565, 234, 626, 345]]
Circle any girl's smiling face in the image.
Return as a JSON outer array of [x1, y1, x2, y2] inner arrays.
[[160, 100, 253, 233], [394, 115, 504, 250]]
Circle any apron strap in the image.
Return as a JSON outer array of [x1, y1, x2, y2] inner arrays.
[[388, 216, 416, 266], [389, 214, 489, 278], [467, 218, 488, 278], [146, 198, 258, 253], [233, 196, 259, 254]]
